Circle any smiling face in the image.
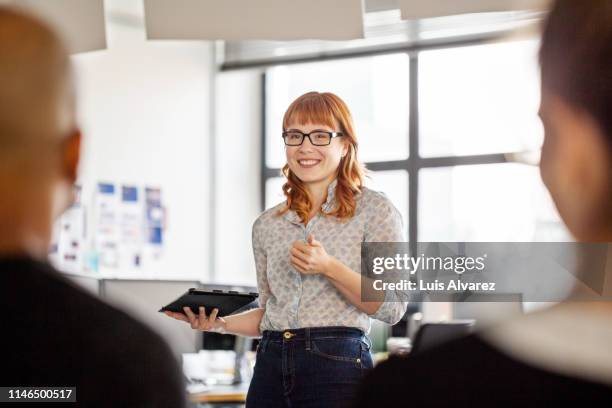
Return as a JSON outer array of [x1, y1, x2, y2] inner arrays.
[[285, 122, 348, 186]]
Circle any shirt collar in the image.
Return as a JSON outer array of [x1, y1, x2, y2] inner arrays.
[[284, 178, 338, 225]]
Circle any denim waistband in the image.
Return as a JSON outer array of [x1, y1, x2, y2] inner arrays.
[[261, 326, 368, 343]]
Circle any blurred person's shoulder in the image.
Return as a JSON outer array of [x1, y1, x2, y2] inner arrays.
[[354, 334, 506, 407], [482, 302, 612, 388], [0, 257, 157, 340], [355, 313, 612, 407], [0, 257, 185, 407]]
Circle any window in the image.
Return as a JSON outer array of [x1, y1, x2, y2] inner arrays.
[[365, 170, 409, 234], [265, 177, 285, 209], [419, 40, 543, 157], [265, 53, 410, 168], [419, 164, 568, 241], [262, 38, 570, 244]]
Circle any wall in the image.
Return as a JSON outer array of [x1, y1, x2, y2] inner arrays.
[[69, 0, 213, 280], [213, 69, 263, 286]]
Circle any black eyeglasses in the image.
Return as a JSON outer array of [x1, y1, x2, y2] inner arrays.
[[282, 130, 344, 146]]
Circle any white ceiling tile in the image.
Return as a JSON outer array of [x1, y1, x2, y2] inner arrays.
[[144, 0, 365, 41]]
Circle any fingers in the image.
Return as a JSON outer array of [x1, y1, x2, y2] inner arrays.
[[165, 308, 221, 332], [306, 234, 322, 247], [199, 307, 219, 330], [309, 238, 321, 247], [292, 236, 321, 253], [183, 306, 198, 329], [198, 306, 208, 327], [209, 307, 219, 322], [292, 240, 310, 252], [307, 233, 320, 246], [292, 262, 306, 274], [164, 311, 190, 322], [290, 247, 310, 263], [178, 306, 220, 331], [291, 255, 309, 272]]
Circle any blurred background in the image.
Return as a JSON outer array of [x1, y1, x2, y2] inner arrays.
[[5, 0, 573, 392]]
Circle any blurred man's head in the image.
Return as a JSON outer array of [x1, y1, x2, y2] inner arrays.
[[539, 0, 612, 241], [0, 7, 80, 256]]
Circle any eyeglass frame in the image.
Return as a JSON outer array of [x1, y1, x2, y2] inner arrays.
[[281, 130, 345, 146]]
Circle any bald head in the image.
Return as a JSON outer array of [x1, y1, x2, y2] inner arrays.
[[0, 6, 75, 155], [0, 7, 81, 258]]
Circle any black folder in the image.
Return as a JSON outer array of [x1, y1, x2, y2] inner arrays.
[[159, 288, 258, 317]]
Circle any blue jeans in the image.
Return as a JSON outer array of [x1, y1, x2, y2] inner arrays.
[[246, 326, 374, 408]]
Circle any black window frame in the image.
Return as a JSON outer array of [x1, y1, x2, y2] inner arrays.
[[256, 35, 535, 259]]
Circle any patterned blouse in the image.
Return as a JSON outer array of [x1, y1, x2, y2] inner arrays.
[[252, 179, 409, 334]]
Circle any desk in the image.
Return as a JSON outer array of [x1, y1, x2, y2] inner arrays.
[[189, 384, 248, 407]]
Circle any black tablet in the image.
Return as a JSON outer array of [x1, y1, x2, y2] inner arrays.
[[159, 288, 259, 317]]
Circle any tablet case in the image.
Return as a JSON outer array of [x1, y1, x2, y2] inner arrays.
[[159, 288, 259, 317]]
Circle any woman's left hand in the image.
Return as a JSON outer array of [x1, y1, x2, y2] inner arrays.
[[290, 234, 333, 276]]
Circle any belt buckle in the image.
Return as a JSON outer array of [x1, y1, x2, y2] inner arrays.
[[283, 331, 295, 340]]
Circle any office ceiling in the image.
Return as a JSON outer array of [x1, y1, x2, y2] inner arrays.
[[0, 0, 549, 55]]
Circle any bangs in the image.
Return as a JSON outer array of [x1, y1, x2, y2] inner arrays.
[[282, 94, 338, 130], [277, 91, 365, 221]]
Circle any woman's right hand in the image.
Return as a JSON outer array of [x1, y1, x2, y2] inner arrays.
[[164, 306, 227, 333]]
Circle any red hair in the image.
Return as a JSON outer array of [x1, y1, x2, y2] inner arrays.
[[277, 92, 365, 222]]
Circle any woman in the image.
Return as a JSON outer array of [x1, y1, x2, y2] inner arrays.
[[354, 0, 612, 406], [166, 92, 408, 407]]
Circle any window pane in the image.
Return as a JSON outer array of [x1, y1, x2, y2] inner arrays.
[[418, 164, 571, 241], [365, 170, 409, 237], [419, 39, 543, 157], [266, 53, 409, 168], [265, 177, 286, 209]]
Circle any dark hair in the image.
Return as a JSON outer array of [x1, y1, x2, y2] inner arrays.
[[539, 0, 612, 143]]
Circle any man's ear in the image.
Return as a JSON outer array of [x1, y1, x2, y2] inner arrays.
[[63, 128, 81, 184]]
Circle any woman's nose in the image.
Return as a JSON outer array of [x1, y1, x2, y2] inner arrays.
[[298, 137, 315, 151]]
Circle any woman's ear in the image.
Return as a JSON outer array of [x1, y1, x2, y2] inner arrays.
[[342, 141, 349, 158]]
